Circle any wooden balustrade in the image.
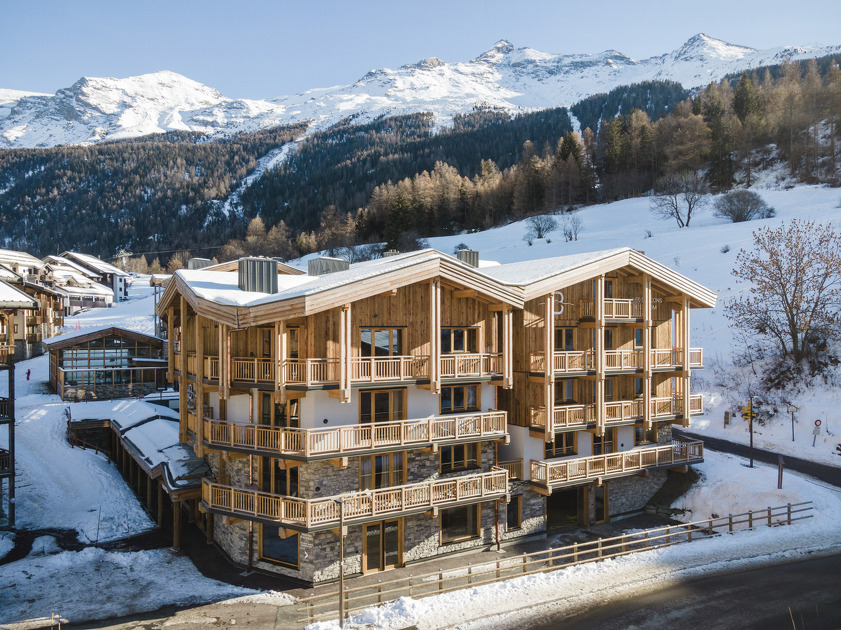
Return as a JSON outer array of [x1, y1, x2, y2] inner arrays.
[[530, 404, 594, 431], [0, 396, 9, 419], [351, 355, 430, 382], [201, 468, 509, 529], [0, 448, 9, 475], [186, 412, 198, 435], [688, 348, 703, 367], [284, 358, 341, 385], [604, 349, 643, 370], [530, 351, 593, 373], [440, 353, 502, 378], [604, 399, 644, 422], [497, 459, 523, 480], [186, 352, 197, 375], [689, 394, 704, 415], [531, 438, 703, 489], [231, 358, 275, 383], [579, 298, 644, 319], [203, 411, 508, 459]]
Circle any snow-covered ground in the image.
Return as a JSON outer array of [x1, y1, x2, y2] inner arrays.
[[2, 181, 840, 628]]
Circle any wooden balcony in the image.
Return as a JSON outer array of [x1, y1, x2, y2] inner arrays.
[[0, 396, 9, 420], [530, 394, 703, 434], [530, 438, 704, 492], [529, 351, 593, 373], [440, 353, 502, 379], [650, 348, 704, 370], [497, 459, 523, 480], [201, 468, 509, 531], [604, 349, 643, 371], [529, 348, 702, 375], [351, 355, 430, 383], [579, 298, 645, 320], [203, 411, 508, 460]]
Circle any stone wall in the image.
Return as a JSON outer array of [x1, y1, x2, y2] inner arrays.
[[500, 483, 545, 541], [608, 470, 668, 517], [61, 381, 160, 402]]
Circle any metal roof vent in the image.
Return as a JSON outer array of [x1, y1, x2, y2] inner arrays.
[[382, 249, 401, 258], [238, 257, 278, 293], [187, 257, 213, 270], [456, 249, 479, 268], [308, 256, 350, 276]]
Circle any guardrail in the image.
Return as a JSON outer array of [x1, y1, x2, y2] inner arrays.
[[298, 501, 814, 624]]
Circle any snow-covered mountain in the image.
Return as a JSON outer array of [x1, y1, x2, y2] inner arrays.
[[2, 34, 839, 148]]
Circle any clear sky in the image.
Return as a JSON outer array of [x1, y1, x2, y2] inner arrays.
[[3, 0, 840, 99]]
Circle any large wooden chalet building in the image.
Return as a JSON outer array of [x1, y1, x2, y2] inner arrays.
[[159, 248, 715, 583]]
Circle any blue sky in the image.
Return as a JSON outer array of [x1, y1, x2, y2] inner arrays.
[[4, 0, 840, 99]]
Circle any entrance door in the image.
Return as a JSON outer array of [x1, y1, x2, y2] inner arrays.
[[546, 487, 584, 529], [594, 483, 609, 523], [363, 519, 402, 573]]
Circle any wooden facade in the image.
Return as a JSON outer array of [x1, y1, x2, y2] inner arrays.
[[159, 249, 714, 584]]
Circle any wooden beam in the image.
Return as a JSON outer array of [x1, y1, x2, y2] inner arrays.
[[329, 457, 349, 469], [195, 315, 205, 457], [453, 289, 476, 298], [376, 289, 398, 297]]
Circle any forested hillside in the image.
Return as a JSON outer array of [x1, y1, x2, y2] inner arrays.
[[1, 55, 839, 267]]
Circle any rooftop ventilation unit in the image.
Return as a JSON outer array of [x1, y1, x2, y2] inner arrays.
[[238, 257, 278, 293], [456, 249, 479, 268], [308, 257, 350, 276], [187, 258, 213, 270], [382, 249, 401, 258]]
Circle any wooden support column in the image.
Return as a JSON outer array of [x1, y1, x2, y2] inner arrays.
[[275, 320, 287, 403], [595, 275, 605, 436], [682, 297, 691, 427], [219, 323, 229, 400], [544, 293, 555, 440], [166, 306, 175, 382], [430, 280, 441, 394], [195, 315, 205, 457], [178, 297, 189, 443], [502, 305, 513, 389], [157, 481, 164, 526], [643, 275, 652, 430], [172, 500, 182, 550], [339, 304, 352, 403], [146, 471, 153, 508]]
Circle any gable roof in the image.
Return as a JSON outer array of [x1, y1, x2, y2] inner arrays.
[[43, 326, 163, 351], [0, 280, 40, 310], [62, 251, 130, 277], [202, 258, 306, 275]]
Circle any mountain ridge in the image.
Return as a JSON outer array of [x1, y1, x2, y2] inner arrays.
[[1, 34, 840, 149]]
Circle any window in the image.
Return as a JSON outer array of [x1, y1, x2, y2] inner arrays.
[[361, 452, 405, 490], [261, 457, 298, 496], [634, 328, 644, 348], [604, 378, 614, 402], [441, 505, 480, 543], [545, 432, 576, 458], [441, 328, 478, 354], [507, 495, 522, 531], [605, 280, 614, 299], [260, 525, 298, 567], [361, 328, 404, 357], [554, 379, 574, 403], [634, 424, 658, 445], [592, 429, 616, 455], [634, 377, 644, 397], [440, 384, 479, 414], [287, 328, 299, 359], [260, 393, 300, 428], [440, 442, 479, 473], [554, 328, 574, 351], [261, 328, 272, 358], [604, 328, 614, 350], [360, 389, 405, 424]]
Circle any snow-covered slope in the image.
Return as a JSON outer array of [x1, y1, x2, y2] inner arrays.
[[2, 34, 839, 148]]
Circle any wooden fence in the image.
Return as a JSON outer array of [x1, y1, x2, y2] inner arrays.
[[298, 501, 814, 624]]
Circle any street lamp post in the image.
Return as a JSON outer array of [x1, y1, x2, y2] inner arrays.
[[336, 498, 345, 629]]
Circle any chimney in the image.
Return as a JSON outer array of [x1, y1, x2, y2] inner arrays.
[[308, 256, 350, 276], [456, 249, 479, 268], [238, 257, 278, 293], [187, 257, 213, 270]]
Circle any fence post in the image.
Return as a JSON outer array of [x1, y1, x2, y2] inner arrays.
[[467, 563, 472, 585], [409, 574, 413, 597], [343, 590, 349, 618], [438, 569, 443, 592], [496, 559, 501, 579], [377, 581, 382, 604], [767, 506, 772, 527], [644, 531, 648, 548], [523, 555, 527, 574], [787, 503, 792, 525], [687, 526, 692, 542], [598, 538, 602, 559], [573, 542, 578, 564], [729, 514, 733, 533], [621, 534, 626, 553], [308, 600, 314, 624], [708, 518, 713, 535], [749, 510, 753, 529], [666, 526, 670, 545]]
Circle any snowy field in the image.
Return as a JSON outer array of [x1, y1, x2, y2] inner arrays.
[[1, 180, 840, 628]]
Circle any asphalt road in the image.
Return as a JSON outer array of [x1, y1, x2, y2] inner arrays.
[[527, 552, 841, 630], [674, 428, 841, 488]]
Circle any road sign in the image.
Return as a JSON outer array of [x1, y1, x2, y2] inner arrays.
[[741, 404, 757, 419], [815, 419, 822, 427]]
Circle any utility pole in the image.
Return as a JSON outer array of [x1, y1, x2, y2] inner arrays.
[[336, 498, 345, 629], [749, 395, 754, 468]]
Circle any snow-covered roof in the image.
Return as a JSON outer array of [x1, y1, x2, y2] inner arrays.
[[479, 248, 629, 286], [43, 255, 101, 279], [43, 325, 163, 349], [68, 400, 207, 494], [0, 264, 21, 283], [51, 282, 115, 298], [0, 279, 40, 309], [63, 251, 130, 277], [0, 248, 45, 269]]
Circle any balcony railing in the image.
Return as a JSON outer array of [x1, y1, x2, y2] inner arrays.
[[497, 458, 523, 480], [529, 351, 593, 373], [650, 348, 704, 370], [579, 299, 644, 319], [0, 397, 9, 419], [351, 355, 430, 382], [440, 353, 502, 379], [651, 395, 704, 418], [529, 348, 702, 374], [201, 468, 509, 530], [203, 411, 507, 459], [531, 404, 595, 431], [0, 448, 10, 476], [530, 438, 703, 489], [604, 349, 643, 370]]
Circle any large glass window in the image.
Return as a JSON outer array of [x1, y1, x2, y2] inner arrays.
[[545, 432, 576, 458], [592, 429, 616, 456], [634, 424, 658, 445], [554, 328, 574, 351], [360, 452, 405, 490], [441, 328, 478, 354], [441, 505, 480, 543], [260, 525, 298, 567], [440, 384, 479, 414], [440, 442, 479, 473], [361, 328, 404, 357], [507, 495, 522, 531], [260, 393, 300, 428], [360, 389, 405, 424], [554, 380, 575, 403]]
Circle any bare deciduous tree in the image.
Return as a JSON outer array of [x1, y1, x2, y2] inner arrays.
[[526, 215, 558, 239], [714, 190, 775, 223], [649, 170, 709, 227], [562, 214, 583, 241], [727, 220, 841, 374]]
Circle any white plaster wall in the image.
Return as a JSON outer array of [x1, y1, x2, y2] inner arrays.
[[576, 430, 593, 456], [226, 393, 251, 423], [617, 425, 635, 451]]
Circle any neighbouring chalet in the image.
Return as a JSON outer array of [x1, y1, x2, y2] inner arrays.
[[157, 248, 715, 584], [0, 277, 40, 363], [0, 265, 65, 361], [61, 252, 131, 302], [44, 327, 167, 401]]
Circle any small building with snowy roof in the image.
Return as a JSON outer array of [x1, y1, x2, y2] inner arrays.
[[43, 326, 166, 400], [61, 251, 130, 302]]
